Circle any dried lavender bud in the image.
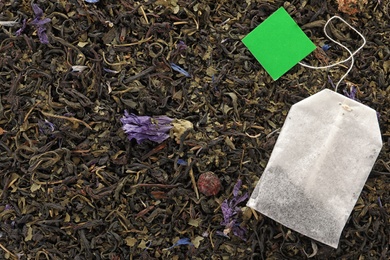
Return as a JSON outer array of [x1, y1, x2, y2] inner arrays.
[[197, 172, 221, 196]]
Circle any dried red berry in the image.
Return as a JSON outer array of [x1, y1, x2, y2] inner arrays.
[[197, 172, 221, 196]]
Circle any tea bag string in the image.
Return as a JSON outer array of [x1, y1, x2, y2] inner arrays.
[[299, 16, 366, 92]]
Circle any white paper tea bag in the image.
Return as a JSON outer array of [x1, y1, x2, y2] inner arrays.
[[247, 89, 382, 248]]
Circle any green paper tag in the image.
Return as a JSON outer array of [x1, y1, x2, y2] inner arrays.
[[242, 7, 316, 80]]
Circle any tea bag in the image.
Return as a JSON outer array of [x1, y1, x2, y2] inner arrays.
[[247, 89, 382, 248]]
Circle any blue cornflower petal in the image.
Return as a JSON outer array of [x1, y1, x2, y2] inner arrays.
[[167, 238, 193, 250], [170, 63, 191, 77], [177, 159, 188, 166], [322, 44, 331, 51]]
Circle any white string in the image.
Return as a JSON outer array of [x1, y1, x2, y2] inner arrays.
[[299, 16, 366, 92]]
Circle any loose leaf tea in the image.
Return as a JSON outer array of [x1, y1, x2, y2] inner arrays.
[[0, 1, 388, 259]]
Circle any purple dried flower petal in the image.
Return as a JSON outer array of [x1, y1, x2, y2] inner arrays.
[[231, 192, 249, 207], [233, 179, 242, 197], [120, 110, 173, 144], [378, 197, 383, 208], [37, 25, 49, 44], [328, 75, 336, 90], [15, 19, 27, 36], [32, 4, 44, 18], [232, 224, 247, 241], [220, 179, 249, 240], [121, 110, 173, 125], [351, 87, 357, 99], [30, 4, 51, 44], [343, 86, 357, 100], [177, 41, 187, 52], [221, 199, 234, 225], [31, 17, 51, 26], [44, 119, 55, 132]]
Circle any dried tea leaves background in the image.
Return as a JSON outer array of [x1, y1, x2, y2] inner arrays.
[[0, 0, 389, 259]]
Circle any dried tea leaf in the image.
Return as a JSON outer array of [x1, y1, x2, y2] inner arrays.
[[303, 241, 319, 258], [224, 93, 239, 118], [172, 5, 180, 14], [221, 104, 232, 115], [19, 197, 26, 214], [102, 27, 116, 44], [224, 136, 236, 150], [242, 207, 252, 222], [206, 66, 218, 76], [193, 236, 204, 248], [170, 119, 193, 144], [188, 218, 202, 227], [25, 224, 33, 241], [137, 239, 148, 249], [155, 0, 179, 13], [383, 60, 390, 74], [77, 42, 89, 47], [9, 173, 20, 191], [202, 45, 213, 60], [336, 0, 368, 15], [30, 183, 41, 192], [220, 244, 234, 254], [125, 236, 138, 247], [172, 89, 183, 101]]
